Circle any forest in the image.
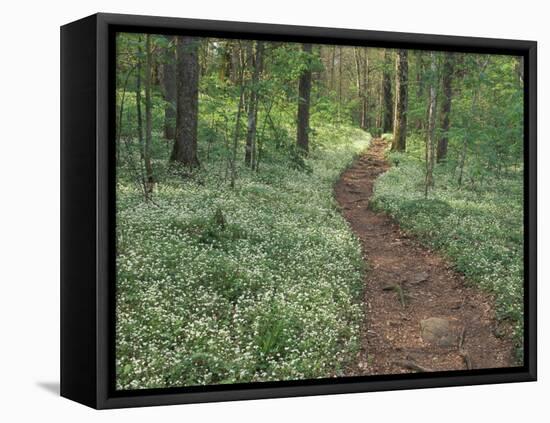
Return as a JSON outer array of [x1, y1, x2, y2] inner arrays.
[[115, 32, 524, 390]]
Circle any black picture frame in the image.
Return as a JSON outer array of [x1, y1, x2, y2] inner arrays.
[[60, 12, 537, 409]]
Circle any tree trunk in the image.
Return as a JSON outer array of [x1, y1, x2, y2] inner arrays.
[[144, 35, 154, 193], [330, 46, 336, 91], [437, 52, 454, 162], [245, 41, 264, 168], [135, 39, 149, 201], [415, 51, 427, 131], [230, 44, 246, 189], [171, 36, 200, 167], [297, 43, 312, 154], [424, 52, 438, 197], [338, 46, 343, 120], [382, 49, 394, 133], [160, 35, 177, 141], [353, 47, 362, 127], [363, 48, 370, 129], [392, 49, 408, 152], [354, 47, 369, 130], [136, 55, 143, 154], [376, 73, 383, 132]]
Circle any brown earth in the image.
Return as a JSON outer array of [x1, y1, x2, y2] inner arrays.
[[334, 137, 516, 375]]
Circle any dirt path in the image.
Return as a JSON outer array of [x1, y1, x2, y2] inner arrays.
[[335, 138, 515, 375]]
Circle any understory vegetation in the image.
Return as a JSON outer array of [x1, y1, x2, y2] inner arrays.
[[372, 136, 524, 357], [116, 125, 370, 389]]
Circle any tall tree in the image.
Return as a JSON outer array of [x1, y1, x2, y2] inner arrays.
[[230, 43, 246, 188], [338, 46, 343, 120], [436, 52, 454, 162], [297, 43, 313, 154], [376, 71, 383, 131], [135, 40, 144, 183], [382, 49, 394, 133], [424, 52, 438, 197], [392, 49, 409, 151], [171, 36, 200, 167], [245, 41, 264, 168], [159, 35, 177, 140], [144, 34, 154, 193], [354, 47, 369, 130], [134, 36, 151, 201], [414, 51, 427, 131], [362, 49, 371, 129]]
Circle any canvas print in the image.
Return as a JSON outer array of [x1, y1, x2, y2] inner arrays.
[[114, 32, 524, 390]]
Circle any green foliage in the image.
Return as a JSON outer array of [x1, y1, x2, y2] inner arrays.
[[408, 52, 523, 178], [115, 126, 370, 389]]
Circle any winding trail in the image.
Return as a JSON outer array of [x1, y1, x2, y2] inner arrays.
[[335, 138, 515, 375]]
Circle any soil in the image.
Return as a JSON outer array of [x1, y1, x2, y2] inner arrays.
[[334, 137, 516, 375]]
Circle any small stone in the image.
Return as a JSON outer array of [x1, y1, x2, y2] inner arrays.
[[410, 272, 429, 285], [420, 317, 457, 347]]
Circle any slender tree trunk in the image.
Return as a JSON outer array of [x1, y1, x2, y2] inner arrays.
[[171, 36, 200, 167], [376, 73, 383, 132], [338, 46, 343, 121], [382, 49, 394, 133], [144, 34, 154, 193], [437, 52, 454, 162], [354, 47, 363, 127], [424, 52, 438, 197], [230, 45, 246, 189], [415, 51, 427, 132], [392, 50, 409, 152], [363, 48, 370, 129], [330, 46, 336, 91], [160, 35, 177, 141], [245, 41, 264, 168], [297, 43, 312, 154], [136, 60, 143, 154], [135, 39, 149, 201], [354, 47, 369, 130]]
